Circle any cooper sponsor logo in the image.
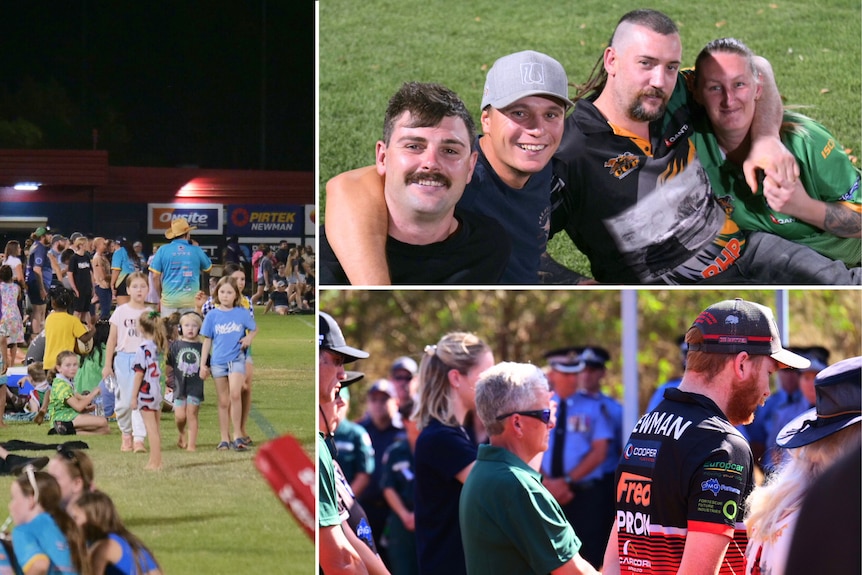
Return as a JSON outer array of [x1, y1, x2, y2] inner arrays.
[[624, 443, 659, 459]]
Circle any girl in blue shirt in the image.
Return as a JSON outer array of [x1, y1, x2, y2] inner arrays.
[[68, 490, 162, 575], [199, 276, 256, 451], [9, 467, 88, 575]]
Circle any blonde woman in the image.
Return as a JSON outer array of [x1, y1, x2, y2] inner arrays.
[[744, 357, 861, 575], [412, 332, 494, 575]]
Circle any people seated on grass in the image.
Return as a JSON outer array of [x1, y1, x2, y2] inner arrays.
[[69, 490, 164, 575], [44, 287, 94, 380], [23, 362, 51, 423], [9, 467, 90, 575], [690, 37, 861, 269], [48, 350, 110, 435], [320, 81, 512, 285], [46, 447, 96, 509], [263, 281, 290, 315]]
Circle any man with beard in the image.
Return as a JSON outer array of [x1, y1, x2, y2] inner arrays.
[[552, 9, 857, 284], [603, 299, 809, 575], [319, 81, 509, 285]]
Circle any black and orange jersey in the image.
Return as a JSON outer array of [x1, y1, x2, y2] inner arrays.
[[611, 387, 754, 574], [553, 75, 746, 284]]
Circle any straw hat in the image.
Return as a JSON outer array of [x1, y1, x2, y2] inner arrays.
[[165, 217, 197, 239]]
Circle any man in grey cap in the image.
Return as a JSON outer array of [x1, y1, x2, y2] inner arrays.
[[324, 50, 587, 284], [319, 81, 510, 284], [605, 298, 809, 575], [318, 311, 370, 574]]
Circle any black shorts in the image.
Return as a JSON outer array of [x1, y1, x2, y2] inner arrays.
[[26, 279, 46, 305], [73, 290, 93, 313], [116, 278, 129, 297]]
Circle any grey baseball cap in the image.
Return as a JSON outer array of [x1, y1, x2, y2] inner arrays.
[[481, 50, 574, 111]]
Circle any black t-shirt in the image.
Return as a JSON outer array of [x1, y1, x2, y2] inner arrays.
[[319, 208, 510, 285], [68, 252, 94, 295], [612, 387, 753, 574]]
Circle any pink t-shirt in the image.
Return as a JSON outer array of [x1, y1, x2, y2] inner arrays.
[[109, 303, 154, 353]]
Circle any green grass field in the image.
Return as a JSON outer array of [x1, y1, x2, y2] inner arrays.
[[319, 0, 862, 277], [0, 313, 315, 574]]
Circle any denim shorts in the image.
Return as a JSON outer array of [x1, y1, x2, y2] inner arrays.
[[211, 360, 247, 378]]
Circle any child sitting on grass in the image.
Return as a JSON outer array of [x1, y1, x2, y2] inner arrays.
[[47, 351, 110, 435]]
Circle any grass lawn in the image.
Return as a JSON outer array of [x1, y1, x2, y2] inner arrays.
[[0, 312, 315, 574]]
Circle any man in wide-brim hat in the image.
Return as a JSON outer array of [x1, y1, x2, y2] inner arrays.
[[149, 217, 212, 315]]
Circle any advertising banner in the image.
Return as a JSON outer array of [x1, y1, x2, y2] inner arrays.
[[227, 204, 305, 236], [148, 203, 223, 235]]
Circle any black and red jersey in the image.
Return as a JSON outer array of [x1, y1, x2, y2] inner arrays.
[[612, 387, 754, 574]]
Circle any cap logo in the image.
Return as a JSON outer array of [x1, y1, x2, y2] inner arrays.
[[725, 315, 739, 325], [694, 311, 718, 325], [520, 62, 546, 87]]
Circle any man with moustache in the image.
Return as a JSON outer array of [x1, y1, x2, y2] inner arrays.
[[460, 362, 599, 575], [603, 299, 810, 575], [552, 9, 857, 284], [319, 81, 509, 284], [323, 50, 582, 284], [319, 311, 371, 574]]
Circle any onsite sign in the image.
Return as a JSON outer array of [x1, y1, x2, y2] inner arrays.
[[226, 204, 305, 236], [148, 203, 223, 235]]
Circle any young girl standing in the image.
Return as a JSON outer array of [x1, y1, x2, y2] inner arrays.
[[0, 265, 25, 374], [102, 272, 154, 453], [131, 311, 168, 471], [199, 276, 256, 451], [166, 311, 205, 451]]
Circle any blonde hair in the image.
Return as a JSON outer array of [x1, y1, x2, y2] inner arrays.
[[413, 332, 490, 430], [138, 310, 169, 354], [745, 422, 861, 543], [125, 271, 148, 288]]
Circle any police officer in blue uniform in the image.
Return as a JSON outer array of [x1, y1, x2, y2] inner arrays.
[[540, 347, 614, 570]]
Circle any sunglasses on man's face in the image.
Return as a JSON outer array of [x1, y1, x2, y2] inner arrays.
[[495, 408, 552, 425]]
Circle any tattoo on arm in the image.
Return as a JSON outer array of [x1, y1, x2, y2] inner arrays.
[[824, 203, 862, 237]]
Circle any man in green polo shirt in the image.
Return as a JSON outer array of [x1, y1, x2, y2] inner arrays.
[[459, 362, 599, 575]]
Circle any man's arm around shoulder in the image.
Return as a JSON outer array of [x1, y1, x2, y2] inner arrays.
[[324, 166, 391, 285]]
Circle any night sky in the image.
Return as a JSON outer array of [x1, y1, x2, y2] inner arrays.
[[0, 1, 313, 171]]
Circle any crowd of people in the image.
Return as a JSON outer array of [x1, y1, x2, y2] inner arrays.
[[0, 219, 314, 572], [319, 297, 861, 575]]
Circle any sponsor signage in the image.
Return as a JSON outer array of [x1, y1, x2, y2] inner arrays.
[[227, 204, 305, 236], [305, 204, 316, 237], [148, 203, 223, 236]]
